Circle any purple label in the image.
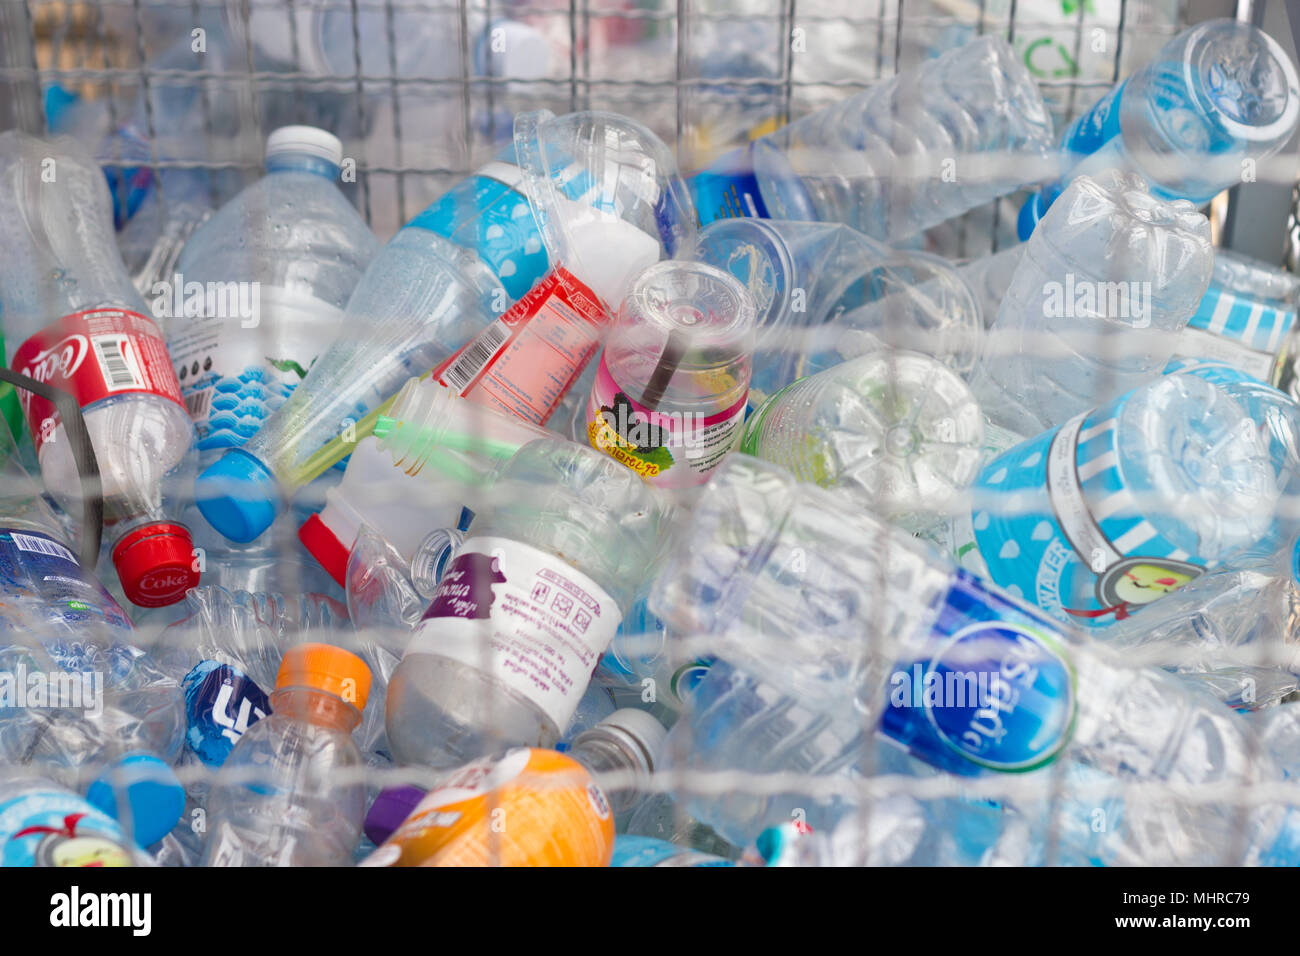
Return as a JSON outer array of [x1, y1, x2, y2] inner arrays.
[[422, 551, 507, 621]]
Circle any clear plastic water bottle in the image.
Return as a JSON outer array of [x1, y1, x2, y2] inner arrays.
[[363, 709, 664, 867], [962, 372, 1279, 628], [690, 35, 1055, 241], [1019, 18, 1300, 239], [385, 438, 672, 769], [686, 218, 985, 403], [974, 169, 1213, 436], [193, 198, 503, 543], [647, 454, 1078, 845], [154, 586, 347, 773], [0, 131, 199, 607], [203, 642, 372, 866], [649, 453, 1274, 853], [738, 350, 985, 523], [0, 438, 187, 846], [165, 126, 380, 457]]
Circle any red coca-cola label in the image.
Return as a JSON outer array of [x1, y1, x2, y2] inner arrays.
[[11, 308, 184, 451]]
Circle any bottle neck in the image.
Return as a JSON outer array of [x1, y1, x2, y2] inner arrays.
[[266, 152, 341, 181], [269, 686, 362, 733], [569, 729, 653, 815]]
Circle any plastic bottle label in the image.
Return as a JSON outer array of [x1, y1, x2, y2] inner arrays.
[[408, 535, 622, 729], [879, 569, 1076, 775], [585, 355, 748, 488], [688, 145, 771, 225], [1172, 285, 1295, 384], [11, 308, 185, 453], [162, 286, 346, 450], [181, 661, 272, 767], [362, 747, 614, 866], [0, 792, 135, 867], [407, 162, 549, 302], [969, 404, 1206, 627], [0, 529, 133, 635], [434, 267, 609, 426]]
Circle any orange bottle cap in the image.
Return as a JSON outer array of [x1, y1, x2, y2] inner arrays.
[[276, 642, 372, 711]]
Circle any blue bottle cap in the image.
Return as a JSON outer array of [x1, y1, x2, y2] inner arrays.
[[86, 753, 186, 850], [195, 449, 280, 543], [43, 84, 80, 131], [1016, 190, 1046, 241]]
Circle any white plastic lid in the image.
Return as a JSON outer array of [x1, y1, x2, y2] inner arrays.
[[552, 193, 662, 308], [266, 126, 344, 166], [595, 708, 669, 771]]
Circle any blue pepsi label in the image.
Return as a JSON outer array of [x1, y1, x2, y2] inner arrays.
[[0, 791, 135, 867], [0, 529, 132, 635], [182, 661, 271, 767], [408, 166, 549, 301], [688, 147, 770, 225], [967, 398, 1206, 627], [880, 569, 1075, 775]]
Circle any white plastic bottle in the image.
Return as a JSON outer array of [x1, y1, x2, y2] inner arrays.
[[0, 130, 199, 607], [385, 438, 672, 769]]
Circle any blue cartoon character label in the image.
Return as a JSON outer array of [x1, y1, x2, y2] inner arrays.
[[880, 569, 1076, 775], [182, 661, 272, 767], [962, 382, 1265, 627], [0, 792, 135, 867]]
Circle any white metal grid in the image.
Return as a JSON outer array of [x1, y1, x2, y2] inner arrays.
[[4, 0, 1300, 869]]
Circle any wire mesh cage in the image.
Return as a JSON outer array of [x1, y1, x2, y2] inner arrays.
[[1, 0, 1300, 871]]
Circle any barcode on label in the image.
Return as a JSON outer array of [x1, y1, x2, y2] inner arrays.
[[10, 532, 77, 564], [92, 335, 146, 390], [184, 387, 214, 422], [440, 321, 512, 394]]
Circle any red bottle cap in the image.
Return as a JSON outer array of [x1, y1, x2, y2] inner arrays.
[[298, 513, 350, 588], [112, 522, 201, 607]]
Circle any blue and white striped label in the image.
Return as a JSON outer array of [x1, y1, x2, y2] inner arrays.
[[969, 395, 1206, 627], [1175, 285, 1295, 383]]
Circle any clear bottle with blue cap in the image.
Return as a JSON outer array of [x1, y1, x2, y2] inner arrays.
[[1017, 19, 1300, 239], [192, 193, 504, 544], [168, 126, 381, 602]]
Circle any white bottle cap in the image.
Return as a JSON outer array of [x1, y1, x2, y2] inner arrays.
[[594, 708, 669, 771], [266, 126, 344, 167]]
